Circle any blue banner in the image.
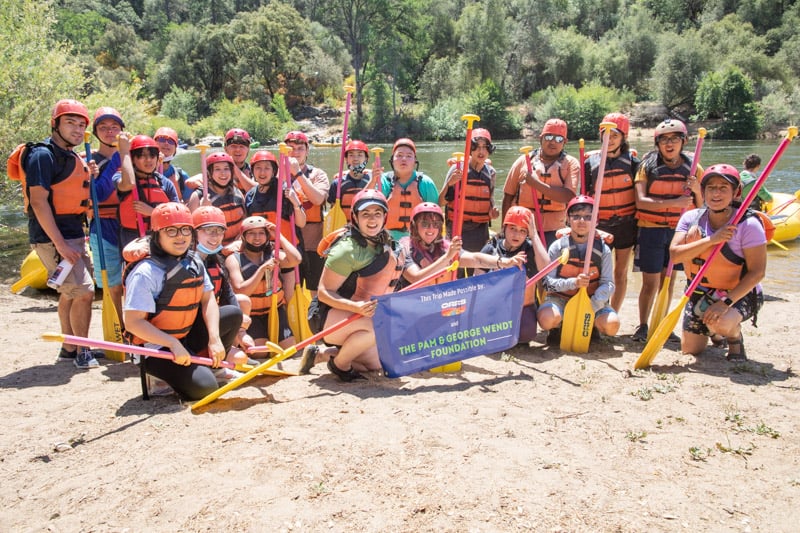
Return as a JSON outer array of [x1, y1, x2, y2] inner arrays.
[[373, 267, 526, 377]]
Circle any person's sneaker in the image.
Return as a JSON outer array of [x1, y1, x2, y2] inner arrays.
[[327, 357, 366, 382], [591, 328, 602, 342], [299, 345, 320, 375], [146, 375, 174, 396], [546, 328, 562, 346], [666, 332, 681, 344], [631, 324, 648, 342], [212, 367, 244, 384], [73, 348, 100, 369], [56, 347, 77, 362]]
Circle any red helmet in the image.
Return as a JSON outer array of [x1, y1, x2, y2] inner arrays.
[[154, 126, 179, 145], [567, 195, 595, 214], [345, 140, 369, 158], [151, 202, 193, 231], [240, 216, 269, 235], [541, 118, 567, 139], [225, 128, 251, 145], [93, 107, 125, 129], [701, 164, 741, 192], [250, 150, 278, 171], [392, 137, 416, 155], [206, 151, 235, 170], [192, 206, 227, 229], [51, 99, 90, 128], [601, 113, 629, 137], [654, 119, 687, 142], [352, 189, 389, 215], [130, 135, 159, 152], [503, 206, 533, 228], [471, 128, 492, 144], [411, 201, 443, 221], [284, 131, 309, 144]]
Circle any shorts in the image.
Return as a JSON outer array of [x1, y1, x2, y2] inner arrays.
[[33, 239, 94, 298], [540, 294, 615, 319], [683, 289, 763, 336], [300, 249, 325, 291], [89, 232, 123, 287], [634, 226, 683, 274], [248, 306, 292, 341], [597, 216, 637, 250], [447, 222, 490, 253]]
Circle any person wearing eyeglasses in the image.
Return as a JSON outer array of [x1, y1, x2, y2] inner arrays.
[[502, 118, 580, 246], [122, 203, 242, 400], [631, 119, 703, 343], [538, 196, 619, 346], [154, 127, 192, 202]]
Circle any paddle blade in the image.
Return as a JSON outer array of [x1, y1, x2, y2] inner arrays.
[[323, 200, 347, 236], [268, 293, 279, 344], [10, 268, 45, 294], [634, 295, 688, 369], [560, 288, 594, 353], [286, 283, 313, 341], [647, 276, 672, 341], [100, 271, 126, 361]]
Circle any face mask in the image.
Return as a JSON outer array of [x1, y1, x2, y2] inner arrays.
[[162, 154, 175, 163], [197, 242, 223, 255], [348, 161, 367, 175], [243, 241, 267, 254]]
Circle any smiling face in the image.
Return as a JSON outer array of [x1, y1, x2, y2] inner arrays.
[[413, 213, 444, 245], [210, 162, 232, 188], [252, 160, 275, 186], [225, 142, 249, 167], [346, 150, 368, 167], [56, 114, 89, 147], [604, 129, 624, 154], [354, 205, 387, 237], [158, 225, 193, 256], [132, 147, 159, 174], [702, 176, 736, 210], [196, 224, 225, 250]]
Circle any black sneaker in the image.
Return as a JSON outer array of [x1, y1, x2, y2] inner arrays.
[[666, 332, 681, 344], [56, 347, 77, 362], [299, 345, 319, 375], [546, 328, 561, 346], [631, 324, 648, 342], [327, 358, 366, 382]]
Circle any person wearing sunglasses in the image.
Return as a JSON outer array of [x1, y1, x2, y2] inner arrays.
[[502, 118, 580, 246], [122, 202, 242, 400], [631, 119, 703, 343], [538, 196, 619, 346]]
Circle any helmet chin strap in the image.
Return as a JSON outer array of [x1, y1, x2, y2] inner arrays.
[[52, 126, 77, 149]]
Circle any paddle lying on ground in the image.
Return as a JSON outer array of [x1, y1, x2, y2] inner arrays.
[[635, 126, 798, 369], [85, 132, 125, 361], [191, 262, 459, 411], [579, 138, 586, 195], [323, 85, 355, 236], [647, 127, 707, 341], [560, 122, 616, 353]]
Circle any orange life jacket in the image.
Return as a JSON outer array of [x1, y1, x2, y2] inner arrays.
[[292, 165, 324, 223], [119, 174, 171, 232], [93, 153, 121, 219], [334, 175, 370, 221], [234, 249, 285, 317], [586, 150, 638, 219], [553, 235, 604, 298], [244, 185, 295, 243], [207, 187, 246, 245], [123, 251, 206, 345], [445, 165, 493, 224], [515, 150, 571, 213], [386, 174, 424, 233], [636, 152, 694, 227]]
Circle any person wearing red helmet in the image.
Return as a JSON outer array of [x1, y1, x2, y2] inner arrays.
[[245, 149, 305, 239], [114, 133, 180, 250], [502, 118, 580, 246], [25, 99, 99, 368], [328, 140, 379, 221], [284, 130, 330, 295], [631, 119, 703, 342], [438, 127, 499, 252], [186, 151, 247, 246], [583, 112, 640, 313], [123, 202, 244, 399], [380, 137, 439, 240], [478, 205, 550, 344], [224, 128, 257, 193], [538, 196, 620, 345], [154, 126, 193, 201], [670, 164, 767, 361]]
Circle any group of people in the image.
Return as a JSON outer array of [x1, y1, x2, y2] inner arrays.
[[18, 98, 769, 401]]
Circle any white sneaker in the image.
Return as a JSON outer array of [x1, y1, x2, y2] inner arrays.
[[213, 367, 244, 384], [73, 349, 100, 369]]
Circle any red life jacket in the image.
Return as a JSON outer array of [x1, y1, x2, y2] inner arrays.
[[119, 173, 171, 232]]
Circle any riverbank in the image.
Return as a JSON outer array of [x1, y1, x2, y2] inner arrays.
[[1, 277, 799, 531]]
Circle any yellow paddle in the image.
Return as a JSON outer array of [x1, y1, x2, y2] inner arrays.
[[647, 128, 707, 340], [560, 122, 616, 353], [268, 144, 291, 343], [85, 132, 125, 361], [370, 147, 384, 191], [635, 126, 798, 369], [323, 85, 355, 236], [286, 212, 313, 341], [10, 267, 46, 294]]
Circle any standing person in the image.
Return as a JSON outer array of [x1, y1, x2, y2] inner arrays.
[[284, 131, 330, 295], [186, 152, 247, 246], [584, 113, 640, 312], [631, 119, 703, 342], [502, 118, 580, 246], [300, 189, 405, 380], [244, 149, 306, 239], [224, 128, 257, 193], [225, 216, 302, 348], [479, 206, 550, 344], [123, 203, 240, 400], [328, 140, 374, 221], [22, 99, 98, 368], [739, 154, 773, 211], [89, 107, 126, 324], [670, 164, 767, 360], [154, 127, 192, 202], [114, 133, 179, 251], [537, 196, 620, 345], [438, 128, 499, 252], [380, 138, 439, 240]]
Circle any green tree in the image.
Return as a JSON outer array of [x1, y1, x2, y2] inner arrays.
[[54, 9, 110, 53], [695, 67, 760, 138], [651, 30, 710, 110]]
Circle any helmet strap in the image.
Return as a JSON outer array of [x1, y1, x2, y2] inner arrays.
[[51, 124, 77, 149]]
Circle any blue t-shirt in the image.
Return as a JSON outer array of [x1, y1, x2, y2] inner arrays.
[[90, 151, 121, 244]]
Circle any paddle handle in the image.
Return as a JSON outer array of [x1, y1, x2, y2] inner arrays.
[[578, 139, 585, 195], [453, 114, 480, 239], [525, 248, 570, 288], [519, 146, 547, 245], [581, 122, 616, 274], [335, 86, 355, 199], [198, 144, 210, 203]]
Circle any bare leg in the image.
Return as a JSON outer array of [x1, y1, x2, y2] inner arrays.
[[611, 247, 633, 312]]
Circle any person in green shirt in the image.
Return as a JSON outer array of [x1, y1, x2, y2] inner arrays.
[[740, 154, 773, 211]]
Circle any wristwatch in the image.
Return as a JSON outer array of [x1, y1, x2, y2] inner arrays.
[[722, 296, 734, 307]]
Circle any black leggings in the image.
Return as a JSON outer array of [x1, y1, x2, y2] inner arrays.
[[143, 305, 243, 401]]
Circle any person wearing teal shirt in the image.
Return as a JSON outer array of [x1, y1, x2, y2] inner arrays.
[[740, 154, 773, 211]]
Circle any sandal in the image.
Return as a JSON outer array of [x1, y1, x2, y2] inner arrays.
[[327, 357, 366, 382], [710, 334, 728, 349], [726, 335, 747, 362]]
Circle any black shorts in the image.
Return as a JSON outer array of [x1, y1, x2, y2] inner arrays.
[[683, 289, 763, 336], [300, 249, 325, 291], [597, 216, 637, 250], [248, 306, 292, 341]]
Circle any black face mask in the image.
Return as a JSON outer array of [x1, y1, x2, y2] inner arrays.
[[243, 241, 268, 254], [348, 161, 367, 175]]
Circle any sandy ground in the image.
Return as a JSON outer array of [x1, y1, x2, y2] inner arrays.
[[1, 276, 799, 533]]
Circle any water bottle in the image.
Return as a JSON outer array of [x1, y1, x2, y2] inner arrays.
[[47, 259, 74, 289]]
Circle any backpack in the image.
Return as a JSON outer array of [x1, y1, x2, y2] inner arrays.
[[7, 141, 70, 215]]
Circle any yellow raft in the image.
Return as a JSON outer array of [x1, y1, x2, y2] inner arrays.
[[764, 190, 800, 244]]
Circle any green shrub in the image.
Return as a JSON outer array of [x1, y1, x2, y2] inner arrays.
[[532, 83, 633, 140], [193, 99, 285, 144]]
